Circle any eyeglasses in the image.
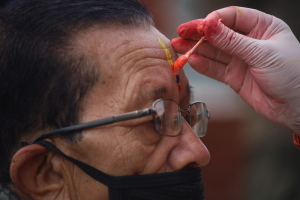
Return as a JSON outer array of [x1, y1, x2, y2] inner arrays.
[[32, 98, 210, 143]]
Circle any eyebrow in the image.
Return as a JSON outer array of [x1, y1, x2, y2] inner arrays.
[[152, 84, 194, 103], [154, 86, 168, 96]]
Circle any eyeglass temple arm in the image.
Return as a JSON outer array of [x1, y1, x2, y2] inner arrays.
[[32, 108, 156, 143], [113, 108, 156, 122]]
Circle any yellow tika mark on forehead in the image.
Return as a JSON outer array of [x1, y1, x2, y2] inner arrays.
[[157, 37, 174, 67], [157, 37, 182, 92]]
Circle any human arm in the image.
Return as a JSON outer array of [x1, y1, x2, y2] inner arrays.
[[171, 6, 300, 135]]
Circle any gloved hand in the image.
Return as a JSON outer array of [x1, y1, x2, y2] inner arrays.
[[171, 6, 300, 135]]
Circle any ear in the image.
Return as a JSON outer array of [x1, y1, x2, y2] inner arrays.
[[10, 144, 65, 200]]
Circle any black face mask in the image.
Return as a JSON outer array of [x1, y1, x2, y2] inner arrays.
[[36, 140, 205, 200]]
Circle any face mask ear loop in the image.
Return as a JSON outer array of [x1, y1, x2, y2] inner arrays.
[[0, 182, 22, 200], [33, 140, 115, 186]]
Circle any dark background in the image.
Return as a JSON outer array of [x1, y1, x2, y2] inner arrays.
[[0, 0, 12, 7]]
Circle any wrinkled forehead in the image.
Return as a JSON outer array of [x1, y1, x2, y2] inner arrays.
[[76, 25, 189, 116], [76, 24, 176, 68]]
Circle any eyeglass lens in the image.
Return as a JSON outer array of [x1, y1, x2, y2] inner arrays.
[[153, 99, 209, 137], [153, 99, 182, 136], [189, 102, 208, 137]]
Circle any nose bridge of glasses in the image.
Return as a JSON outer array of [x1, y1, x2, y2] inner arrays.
[[180, 107, 190, 113], [180, 108, 190, 124]]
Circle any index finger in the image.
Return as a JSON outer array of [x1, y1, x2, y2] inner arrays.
[[206, 6, 272, 35], [176, 19, 204, 39]]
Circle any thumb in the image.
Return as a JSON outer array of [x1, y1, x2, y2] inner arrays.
[[200, 18, 260, 65]]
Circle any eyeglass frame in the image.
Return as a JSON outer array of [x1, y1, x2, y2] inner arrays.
[[32, 98, 210, 143]]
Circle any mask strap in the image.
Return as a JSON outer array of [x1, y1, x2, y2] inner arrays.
[[0, 182, 22, 200], [35, 140, 202, 189], [35, 140, 116, 186]]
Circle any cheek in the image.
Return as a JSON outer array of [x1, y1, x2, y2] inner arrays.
[[115, 123, 162, 174], [132, 121, 162, 147], [76, 124, 161, 176]]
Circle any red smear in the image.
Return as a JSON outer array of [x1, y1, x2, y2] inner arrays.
[[272, 98, 286, 105], [177, 19, 204, 39], [177, 84, 182, 92], [294, 133, 300, 148], [197, 18, 222, 40]]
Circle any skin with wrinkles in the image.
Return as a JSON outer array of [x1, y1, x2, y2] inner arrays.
[[172, 6, 300, 134], [10, 25, 210, 200]]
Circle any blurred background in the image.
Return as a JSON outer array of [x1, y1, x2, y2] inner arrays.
[[0, 0, 300, 200], [142, 1, 300, 200]]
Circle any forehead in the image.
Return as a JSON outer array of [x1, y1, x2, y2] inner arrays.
[[77, 25, 189, 117]]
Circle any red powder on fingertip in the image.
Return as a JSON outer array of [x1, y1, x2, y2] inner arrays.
[[197, 24, 205, 36], [177, 20, 204, 39], [170, 38, 187, 49], [177, 25, 189, 36], [197, 19, 222, 40]]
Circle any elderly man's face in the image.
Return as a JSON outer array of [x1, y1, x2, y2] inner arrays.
[[53, 25, 210, 199]]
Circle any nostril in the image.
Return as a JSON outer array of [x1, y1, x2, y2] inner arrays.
[[182, 162, 199, 170]]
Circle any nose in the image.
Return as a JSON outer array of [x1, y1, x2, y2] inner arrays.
[[168, 120, 210, 170]]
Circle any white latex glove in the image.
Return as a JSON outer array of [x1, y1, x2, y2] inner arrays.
[[171, 6, 300, 135]]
